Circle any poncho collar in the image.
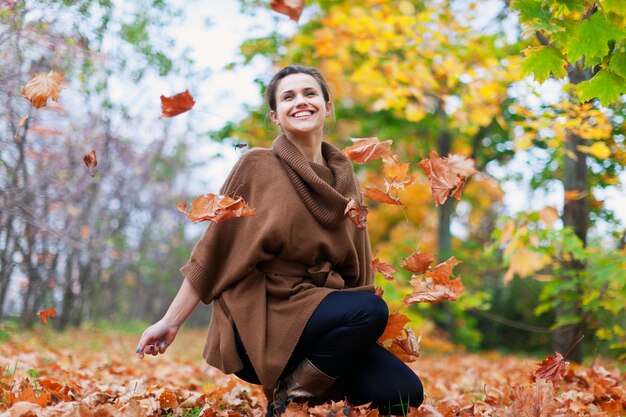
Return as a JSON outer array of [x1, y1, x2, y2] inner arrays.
[[273, 134, 357, 229]]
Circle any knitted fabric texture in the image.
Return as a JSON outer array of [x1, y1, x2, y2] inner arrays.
[[273, 134, 358, 229]]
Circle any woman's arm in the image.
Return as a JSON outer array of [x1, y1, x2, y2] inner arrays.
[[136, 278, 201, 359]]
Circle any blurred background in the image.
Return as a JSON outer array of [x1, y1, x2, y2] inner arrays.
[[1, 0, 625, 363]]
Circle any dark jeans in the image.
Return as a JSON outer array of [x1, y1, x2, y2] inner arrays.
[[234, 291, 424, 414]]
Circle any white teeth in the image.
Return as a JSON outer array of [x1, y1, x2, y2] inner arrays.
[[293, 111, 313, 118]]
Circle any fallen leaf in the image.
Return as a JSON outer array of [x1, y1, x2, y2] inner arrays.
[[181, 194, 255, 224], [382, 158, 410, 181], [418, 150, 476, 206], [83, 149, 97, 176], [378, 312, 409, 343], [159, 389, 178, 409], [363, 186, 402, 205], [342, 137, 392, 163], [401, 251, 435, 274], [37, 308, 56, 324], [21, 71, 64, 109], [532, 352, 568, 387], [372, 257, 397, 281], [160, 90, 195, 118], [270, 0, 306, 22], [345, 198, 368, 229], [564, 190, 587, 201], [507, 379, 558, 417], [374, 286, 384, 297]]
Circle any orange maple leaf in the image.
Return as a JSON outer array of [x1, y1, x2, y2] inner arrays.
[[371, 257, 397, 281], [160, 90, 195, 118], [345, 198, 368, 229], [37, 308, 56, 324], [418, 150, 476, 206], [180, 194, 255, 224], [378, 312, 409, 343], [387, 327, 421, 363], [401, 251, 435, 274], [83, 149, 97, 177], [363, 186, 402, 205], [404, 257, 463, 304], [270, 0, 306, 22], [532, 352, 569, 387], [21, 71, 64, 109], [342, 137, 392, 163]]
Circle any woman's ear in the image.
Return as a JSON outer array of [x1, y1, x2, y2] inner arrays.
[[269, 111, 279, 125], [325, 102, 334, 118]]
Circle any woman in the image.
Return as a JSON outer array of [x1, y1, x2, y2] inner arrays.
[[136, 65, 424, 415]]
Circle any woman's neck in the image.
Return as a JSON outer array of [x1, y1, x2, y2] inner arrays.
[[284, 131, 326, 165]]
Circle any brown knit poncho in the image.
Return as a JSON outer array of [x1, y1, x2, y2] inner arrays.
[[181, 135, 375, 397]]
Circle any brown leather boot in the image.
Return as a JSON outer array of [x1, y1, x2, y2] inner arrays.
[[272, 358, 336, 415]]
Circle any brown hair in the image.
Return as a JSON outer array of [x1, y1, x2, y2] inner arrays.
[[265, 65, 331, 112]]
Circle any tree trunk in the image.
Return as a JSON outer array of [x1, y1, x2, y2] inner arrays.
[[552, 132, 588, 362]]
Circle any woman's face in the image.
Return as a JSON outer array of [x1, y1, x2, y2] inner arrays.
[[270, 73, 332, 138]]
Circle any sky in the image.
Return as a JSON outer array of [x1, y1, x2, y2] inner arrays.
[[166, 0, 625, 238]]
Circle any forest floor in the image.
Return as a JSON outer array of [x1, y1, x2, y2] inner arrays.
[[0, 325, 625, 416]]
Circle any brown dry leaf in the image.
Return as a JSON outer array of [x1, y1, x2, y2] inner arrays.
[[447, 153, 478, 177], [7, 401, 41, 417], [371, 257, 397, 281], [345, 198, 368, 229], [21, 71, 64, 109], [176, 202, 187, 213], [401, 251, 435, 274], [363, 186, 402, 205], [538, 206, 559, 228], [160, 90, 195, 118], [404, 258, 463, 304], [282, 402, 309, 417], [159, 388, 179, 409], [383, 158, 410, 181], [83, 149, 97, 176], [342, 137, 392, 163], [506, 379, 558, 417], [388, 327, 421, 363], [378, 312, 410, 343], [270, 0, 306, 22], [374, 286, 384, 297], [418, 150, 475, 206], [181, 194, 256, 224], [37, 307, 56, 324], [532, 352, 568, 387]]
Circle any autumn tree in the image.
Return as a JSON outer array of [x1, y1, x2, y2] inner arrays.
[[0, 0, 203, 328]]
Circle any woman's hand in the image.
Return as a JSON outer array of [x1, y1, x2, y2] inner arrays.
[[136, 319, 179, 359]]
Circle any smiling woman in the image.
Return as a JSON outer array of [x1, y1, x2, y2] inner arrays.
[[136, 65, 424, 417]]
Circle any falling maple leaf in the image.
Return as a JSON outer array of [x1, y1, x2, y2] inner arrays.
[[372, 257, 397, 281], [378, 312, 410, 343], [21, 71, 64, 109], [160, 90, 195, 118], [180, 194, 255, 224], [342, 137, 392, 163], [344, 198, 368, 229], [363, 186, 402, 205], [387, 327, 421, 363], [532, 352, 569, 387], [83, 149, 97, 176], [270, 0, 306, 22], [401, 250, 435, 274], [418, 150, 476, 206], [37, 308, 56, 324], [404, 257, 463, 304]]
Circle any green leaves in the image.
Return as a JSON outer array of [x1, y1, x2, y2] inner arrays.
[[521, 45, 568, 82], [565, 13, 626, 65], [576, 69, 626, 103]]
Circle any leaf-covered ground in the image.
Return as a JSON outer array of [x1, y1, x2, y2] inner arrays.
[[1, 327, 625, 416]]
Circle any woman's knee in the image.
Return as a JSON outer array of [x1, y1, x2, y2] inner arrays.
[[359, 292, 389, 336]]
